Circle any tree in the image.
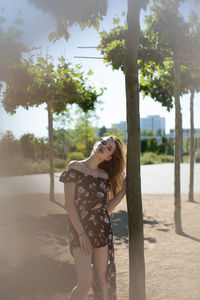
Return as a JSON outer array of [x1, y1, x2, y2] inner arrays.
[[156, 136, 166, 154], [73, 109, 99, 157], [2, 0, 108, 201], [34, 137, 49, 159], [137, 0, 200, 229], [188, 88, 195, 201], [20, 133, 35, 159], [98, 125, 107, 137], [0, 15, 27, 85], [140, 129, 154, 136], [141, 138, 148, 153], [186, 11, 200, 202], [99, 0, 195, 234], [140, 7, 200, 205], [27, 0, 107, 42], [0, 130, 19, 156], [185, 13, 200, 202], [2, 55, 102, 201], [53, 128, 68, 159], [125, 0, 148, 299], [171, 10, 200, 202], [98, 15, 174, 111], [156, 129, 164, 136], [147, 137, 158, 152], [0, 131, 21, 176]]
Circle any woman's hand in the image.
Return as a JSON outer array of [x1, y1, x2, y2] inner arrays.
[[79, 232, 92, 255]]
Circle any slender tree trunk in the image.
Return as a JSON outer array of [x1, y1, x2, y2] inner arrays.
[[125, 1, 146, 299], [85, 112, 89, 156], [180, 113, 183, 163], [47, 102, 54, 201], [188, 88, 195, 202], [174, 55, 183, 234]]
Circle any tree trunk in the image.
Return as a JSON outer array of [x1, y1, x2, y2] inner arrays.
[[174, 55, 183, 234], [85, 112, 89, 157], [180, 112, 183, 163], [47, 102, 54, 201], [188, 88, 195, 202], [125, 1, 146, 299]]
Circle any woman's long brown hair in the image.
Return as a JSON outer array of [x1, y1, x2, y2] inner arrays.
[[98, 135, 126, 198]]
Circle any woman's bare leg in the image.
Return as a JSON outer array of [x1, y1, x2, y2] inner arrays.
[[70, 248, 92, 300], [92, 244, 109, 300]]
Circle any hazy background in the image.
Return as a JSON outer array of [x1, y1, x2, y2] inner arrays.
[[0, 0, 200, 138]]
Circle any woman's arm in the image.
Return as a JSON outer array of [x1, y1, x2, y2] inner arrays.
[[106, 189, 126, 214], [107, 178, 126, 214]]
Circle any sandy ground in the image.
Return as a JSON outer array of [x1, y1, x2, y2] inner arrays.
[[0, 193, 200, 300]]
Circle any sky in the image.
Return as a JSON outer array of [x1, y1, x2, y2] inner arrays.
[[0, 0, 200, 138]]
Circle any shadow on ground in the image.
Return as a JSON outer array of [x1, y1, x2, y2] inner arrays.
[[18, 213, 70, 247], [111, 210, 158, 245], [178, 231, 200, 243]]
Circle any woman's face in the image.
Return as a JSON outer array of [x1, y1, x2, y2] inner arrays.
[[93, 137, 116, 161]]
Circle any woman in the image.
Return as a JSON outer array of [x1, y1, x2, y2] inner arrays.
[[59, 135, 126, 300]]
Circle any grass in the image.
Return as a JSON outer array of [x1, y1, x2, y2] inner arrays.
[[0, 155, 66, 176]]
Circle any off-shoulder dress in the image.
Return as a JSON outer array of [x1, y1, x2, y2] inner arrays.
[[59, 168, 116, 300]]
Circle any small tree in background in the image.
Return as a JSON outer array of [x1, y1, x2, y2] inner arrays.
[[98, 125, 107, 137], [2, 55, 103, 201], [20, 134, 35, 160], [0, 131, 20, 156], [184, 12, 200, 202], [73, 109, 99, 157]]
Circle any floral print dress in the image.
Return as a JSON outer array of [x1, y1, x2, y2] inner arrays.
[[59, 168, 116, 300]]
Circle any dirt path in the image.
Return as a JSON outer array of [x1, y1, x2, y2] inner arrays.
[[0, 193, 199, 300]]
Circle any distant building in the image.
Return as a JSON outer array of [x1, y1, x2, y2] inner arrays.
[[111, 121, 126, 130], [140, 115, 165, 134], [169, 128, 200, 139], [110, 117, 166, 137]]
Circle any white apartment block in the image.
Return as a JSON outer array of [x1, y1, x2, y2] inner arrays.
[[140, 115, 165, 134]]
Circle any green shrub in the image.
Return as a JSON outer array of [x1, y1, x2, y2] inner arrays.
[[195, 152, 200, 163], [183, 154, 189, 163], [141, 138, 148, 153], [160, 155, 174, 163], [141, 152, 174, 165], [147, 137, 158, 152], [54, 158, 66, 169], [0, 155, 50, 176], [141, 152, 157, 165]]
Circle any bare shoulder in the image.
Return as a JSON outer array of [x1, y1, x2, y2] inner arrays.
[[66, 160, 82, 171]]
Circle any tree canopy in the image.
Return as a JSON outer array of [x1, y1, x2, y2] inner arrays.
[[0, 15, 27, 85], [27, 0, 108, 42], [2, 55, 103, 114], [98, 0, 200, 111]]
